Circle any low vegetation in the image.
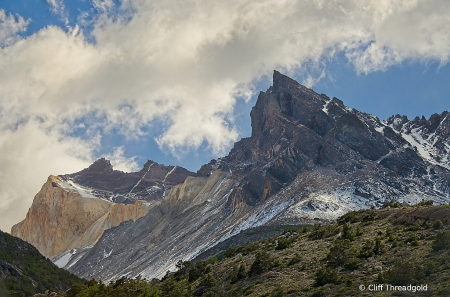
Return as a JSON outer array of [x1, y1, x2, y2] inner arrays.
[[5, 201, 450, 296], [0, 231, 83, 297]]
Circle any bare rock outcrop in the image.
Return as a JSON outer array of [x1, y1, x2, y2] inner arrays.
[[11, 175, 150, 258], [11, 71, 450, 282]]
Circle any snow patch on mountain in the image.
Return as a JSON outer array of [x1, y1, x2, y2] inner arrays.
[[57, 180, 100, 199], [401, 128, 449, 170], [280, 190, 369, 221], [51, 246, 92, 269]]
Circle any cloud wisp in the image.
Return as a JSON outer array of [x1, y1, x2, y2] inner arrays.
[[0, 10, 28, 47], [1, 0, 450, 231]]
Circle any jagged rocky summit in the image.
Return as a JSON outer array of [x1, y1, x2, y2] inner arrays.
[[11, 160, 195, 258], [12, 71, 450, 282]]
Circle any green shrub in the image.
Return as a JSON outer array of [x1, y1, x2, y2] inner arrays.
[[382, 201, 401, 208], [356, 225, 363, 236], [224, 246, 237, 258], [422, 259, 438, 277], [433, 220, 444, 230], [288, 253, 302, 266], [388, 233, 399, 242], [309, 224, 340, 240], [243, 285, 254, 295], [200, 273, 216, 288], [373, 238, 386, 255], [238, 241, 260, 255], [326, 239, 358, 269], [270, 285, 284, 297], [377, 259, 421, 286], [414, 200, 434, 207], [386, 226, 393, 236], [405, 234, 420, 246], [362, 210, 377, 222], [432, 231, 450, 251], [344, 257, 359, 270], [230, 264, 247, 283], [275, 237, 292, 250], [406, 222, 422, 231], [338, 211, 360, 224], [188, 261, 209, 282], [341, 223, 356, 241], [66, 277, 163, 297], [359, 239, 375, 258], [249, 251, 273, 276], [313, 267, 340, 287]]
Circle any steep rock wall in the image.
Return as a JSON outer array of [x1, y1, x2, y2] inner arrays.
[[11, 175, 150, 257]]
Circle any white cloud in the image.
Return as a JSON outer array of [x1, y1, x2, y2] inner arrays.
[[346, 0, 450, 73], [0, 120, 96, 232], [1, 0, 450, 231], [0, 10, 28, 47], [303, 70, 327, 88], [103, 146, 139, 172], [92, 0, 115, 12], [46, 0, 65, 15]]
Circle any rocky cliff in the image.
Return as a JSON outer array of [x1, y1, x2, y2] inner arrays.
[[11, 159, 196, 258], [12, 71, 450, 281], [10, 175, 150, 258], [57, 71, 450, 281]]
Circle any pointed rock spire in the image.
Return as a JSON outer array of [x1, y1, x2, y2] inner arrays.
[[273, 70, 298, 91], [87, 157, 113, 173]]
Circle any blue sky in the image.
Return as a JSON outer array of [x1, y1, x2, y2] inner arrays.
[[1, 0, 449, 231]]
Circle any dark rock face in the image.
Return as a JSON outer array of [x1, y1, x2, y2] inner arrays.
[[55, 71, 450, 282], [380, 148, 428, 178], [333, 113, 390, 161], [386, 111, 450, 168], [61, 158, 196, 203], [205, 70, 449, 209]]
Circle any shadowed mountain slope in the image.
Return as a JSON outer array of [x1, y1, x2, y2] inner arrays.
[[13, 71, 450, 282], [0, 230, 83, 296]]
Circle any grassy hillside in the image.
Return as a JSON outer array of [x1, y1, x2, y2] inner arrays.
[[61, 202, 450, 296], [0, 230, 83, 296]]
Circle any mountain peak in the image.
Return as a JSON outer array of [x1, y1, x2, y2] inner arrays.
[[273, 70, 298, 91], [87, 158, 113, 173]]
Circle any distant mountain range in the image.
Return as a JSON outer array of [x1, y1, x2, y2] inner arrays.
[[11, 71, 450, 282]]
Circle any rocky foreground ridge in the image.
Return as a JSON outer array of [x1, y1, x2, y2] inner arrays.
[[11, 71, 450, 282], [0, 230, 82, 295]]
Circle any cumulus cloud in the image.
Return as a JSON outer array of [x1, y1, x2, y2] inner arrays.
[[0, 120, 96, 232], [0, 10, 28, 47], [103, 146, 139, 172], [346, 0, 450, 73], [1, 0, 450, 231]]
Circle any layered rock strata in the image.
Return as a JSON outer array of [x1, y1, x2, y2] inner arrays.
[[63, 71, 450, 281], [12, 71, 450, 281], [11, 175, 150, 257]]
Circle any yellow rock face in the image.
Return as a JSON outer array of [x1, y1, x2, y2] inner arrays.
[[11, 175, 150, 258]]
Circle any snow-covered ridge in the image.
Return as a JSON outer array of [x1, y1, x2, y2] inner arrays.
[[384, 113, 450, 170], [57, 180, 102, 200]]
